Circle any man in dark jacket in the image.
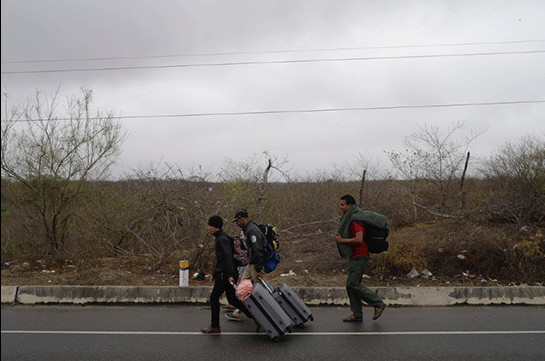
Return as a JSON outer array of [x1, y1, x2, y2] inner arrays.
[[231, 209, 267, 284], [225, 209, 268, 322], [201, 215, 252, 334]]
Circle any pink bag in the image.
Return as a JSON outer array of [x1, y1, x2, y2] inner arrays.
[[236, 280, 253, 300]]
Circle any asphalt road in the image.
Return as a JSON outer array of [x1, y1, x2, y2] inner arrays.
[[2, 305, 544, 361]]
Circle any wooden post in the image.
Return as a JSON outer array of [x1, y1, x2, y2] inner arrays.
[[257, 158, 272, 214], [458, 151, 470, 217], [359, 169, 367, 206]]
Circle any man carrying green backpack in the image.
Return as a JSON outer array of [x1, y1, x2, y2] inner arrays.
[[334, 194, 387, 323]]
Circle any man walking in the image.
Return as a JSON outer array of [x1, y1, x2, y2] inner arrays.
[[231, 209, 267, 284], [201, 215, 252, 334], [334, 195, 386, 322], [225, 209, 267, 322]]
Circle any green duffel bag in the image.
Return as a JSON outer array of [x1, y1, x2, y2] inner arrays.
[[337, 210, 389, 257], [337, 242, 354, 259], [361, 210, 388, 229], [361, 210, 389, 254]]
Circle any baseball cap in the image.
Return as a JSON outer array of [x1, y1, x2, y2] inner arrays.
[[231, 209, 249, 222]]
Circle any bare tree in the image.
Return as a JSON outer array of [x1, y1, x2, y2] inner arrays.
[[387, 122, 484, 218], [481, 135, 545, 224], [219, 151, 290, 216], [1, 88, 125, 258]]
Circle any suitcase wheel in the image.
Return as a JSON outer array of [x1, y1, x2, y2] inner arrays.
[[287, 326, 294, 333]]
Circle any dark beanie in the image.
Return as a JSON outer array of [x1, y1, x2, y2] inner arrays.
[[208, 215, 223, 229]]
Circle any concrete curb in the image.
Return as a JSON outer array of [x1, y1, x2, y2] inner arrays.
[[1, 286, 17, 304], [2, 285, 544, 306]]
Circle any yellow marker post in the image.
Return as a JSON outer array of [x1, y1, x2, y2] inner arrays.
[[179, 260, 189, 286]]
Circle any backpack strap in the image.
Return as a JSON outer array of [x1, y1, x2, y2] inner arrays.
[[353, 220, 365, 228]]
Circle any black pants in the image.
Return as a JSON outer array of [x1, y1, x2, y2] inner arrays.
[[210, 274, 252, 328]]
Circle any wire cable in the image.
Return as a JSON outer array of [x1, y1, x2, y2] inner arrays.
[[2, 50, 544, 75], [15, 99, 545, 121], [2, 39, 544, 64]]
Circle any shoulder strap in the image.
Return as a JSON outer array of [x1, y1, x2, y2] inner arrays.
[[353, 220, 365, 228]]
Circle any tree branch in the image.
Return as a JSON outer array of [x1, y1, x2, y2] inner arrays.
[[411, 202, 460, 219]]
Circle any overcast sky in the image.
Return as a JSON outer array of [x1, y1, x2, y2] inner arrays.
[[2, 0, 544, 180]]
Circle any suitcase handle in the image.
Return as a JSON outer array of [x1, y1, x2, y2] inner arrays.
[[232, 277, 273, 294], [258, 277, 274, 294]]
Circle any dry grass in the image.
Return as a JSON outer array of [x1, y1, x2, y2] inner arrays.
[[2, 219, 543, 287], [1, 178, 544, 287]]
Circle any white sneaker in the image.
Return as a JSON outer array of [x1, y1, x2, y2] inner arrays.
[[225, 313, 245, 322]]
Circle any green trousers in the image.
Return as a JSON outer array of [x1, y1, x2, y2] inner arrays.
[[346, 256, 382, 318]]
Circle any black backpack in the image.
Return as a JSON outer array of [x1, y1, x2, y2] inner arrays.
[[359, 211, 390, 254], [257, 224, 279, 251], [363, 223, 390, 253], [257, 224, 280, 273]]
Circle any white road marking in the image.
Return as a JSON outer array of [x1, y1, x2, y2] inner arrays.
[[2, 330, 544, 336]]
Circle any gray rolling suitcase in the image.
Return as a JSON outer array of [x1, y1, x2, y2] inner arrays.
[[242, 283, 293, 340], [272, 283, 314, 327]]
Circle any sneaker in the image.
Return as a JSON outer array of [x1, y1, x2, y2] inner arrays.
[[223, 304, 236, 311], [225, 312, 245, 322]]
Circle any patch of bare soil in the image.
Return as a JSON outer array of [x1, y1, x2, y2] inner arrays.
[[2, 221, 541, 288], [0, 255, 521, 288]]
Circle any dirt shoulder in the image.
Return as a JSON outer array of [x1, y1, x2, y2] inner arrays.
[[2, 220, 543, 288], [0, 256, 534, 288]]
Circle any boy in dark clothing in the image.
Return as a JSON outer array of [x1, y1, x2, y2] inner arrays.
[[201, 215, 252, 334]]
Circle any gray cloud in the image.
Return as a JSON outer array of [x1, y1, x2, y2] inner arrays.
[[2, 0, 544, 178]]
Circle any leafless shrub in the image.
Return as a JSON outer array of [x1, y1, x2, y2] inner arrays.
[[480, 136, 545, 224]]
